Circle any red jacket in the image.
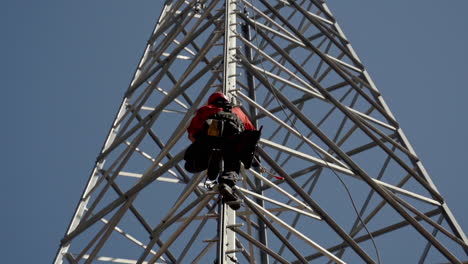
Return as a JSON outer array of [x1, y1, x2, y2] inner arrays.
[[188, 94, 255, 142]]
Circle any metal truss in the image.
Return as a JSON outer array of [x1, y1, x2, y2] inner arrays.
[[54, 0, 468, 263]]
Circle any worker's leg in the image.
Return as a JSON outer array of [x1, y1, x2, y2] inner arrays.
[[207, 148, 221, 181], [203, 136, 224, 181], [184, 139, 210, 173], [218, 141, 241, 187]]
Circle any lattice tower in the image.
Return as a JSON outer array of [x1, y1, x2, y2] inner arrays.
[[55, 0, 468, 263]]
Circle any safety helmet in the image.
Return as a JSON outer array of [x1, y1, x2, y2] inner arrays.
[[207, 92, 229, 104]]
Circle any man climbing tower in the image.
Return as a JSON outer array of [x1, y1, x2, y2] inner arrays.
[[184, 92, 259, 210]]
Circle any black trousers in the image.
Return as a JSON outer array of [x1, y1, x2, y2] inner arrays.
[[183, 135, 240, 184], [206, 137, 240, 183]]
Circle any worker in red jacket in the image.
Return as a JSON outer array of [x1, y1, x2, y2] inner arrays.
[[184, 92, 257, 210], [187, 92, 255, 142]]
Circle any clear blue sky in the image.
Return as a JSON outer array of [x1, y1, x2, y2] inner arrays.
[[1, 1, 467, 263]]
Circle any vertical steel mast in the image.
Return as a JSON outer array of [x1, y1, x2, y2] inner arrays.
[[55, 1, 467, 263], [218, 1, 238, 263]]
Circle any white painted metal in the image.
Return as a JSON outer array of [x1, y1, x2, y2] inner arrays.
[[55, 0, 468, 263], [217, 1, 239, 263]]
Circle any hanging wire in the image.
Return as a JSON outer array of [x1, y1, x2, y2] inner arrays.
[[239, 1, 382, 263]]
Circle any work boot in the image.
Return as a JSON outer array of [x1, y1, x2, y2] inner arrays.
[[218, 183, 241, 210], [218, 171, 238, 187]]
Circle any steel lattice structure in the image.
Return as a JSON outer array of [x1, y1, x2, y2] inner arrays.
[[55, 0, 468, 263]]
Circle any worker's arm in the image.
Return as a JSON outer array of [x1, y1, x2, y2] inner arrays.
[[187, 106, 214, 141], [233, 107, 255, 130], [187, 110, 203, 142]]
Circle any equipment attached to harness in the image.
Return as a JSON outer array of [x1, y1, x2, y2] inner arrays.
[[204, 102, 244, 137]]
